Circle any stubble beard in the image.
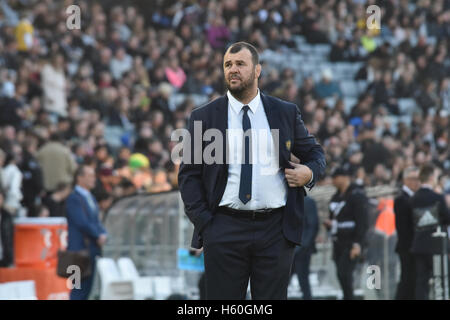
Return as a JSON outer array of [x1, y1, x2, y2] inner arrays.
[[226, 69, 256, 101]]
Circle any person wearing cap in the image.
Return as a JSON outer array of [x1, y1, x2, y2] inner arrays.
[[394, 166, 420, 300], [314, 68, 342, 99], [324, 165, 369, 300]]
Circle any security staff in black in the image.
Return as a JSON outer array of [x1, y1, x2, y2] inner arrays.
[[410, 164, 450, 300], [325, 166, 369, 300]]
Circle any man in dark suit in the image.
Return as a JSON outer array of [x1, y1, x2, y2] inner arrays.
[[291, 195, 319, 300], [178, 42, 326, 300], [66, 165, 108, 300], [394, 166, 420, 300], [410, 164, 450, 300]]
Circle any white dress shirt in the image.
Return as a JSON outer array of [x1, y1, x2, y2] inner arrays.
[[75, 185, 97, 212], [219, 90, 287, 210], [402, 185, 414, 197]]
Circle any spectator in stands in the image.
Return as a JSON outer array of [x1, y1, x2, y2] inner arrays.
[[20, 135, 43, 217], [36, 133, 77, 193], [165, 58, 187, 90], [42, 182, 71, 217], [41, 54, 68, 120], [0, 190, 14, 267], [314, 69, 342, 99], [329, 37, 348, 62], [2, 144, 24, 217], [109, 47, 132, 80]]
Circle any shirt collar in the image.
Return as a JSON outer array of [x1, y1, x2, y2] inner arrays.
[[227, 89, 261, 115], [421, 184, 434, 191], [402, 185, 414, 197], [75, 185, 92, 198]]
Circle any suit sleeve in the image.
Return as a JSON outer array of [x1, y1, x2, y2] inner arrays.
[[66, 195, 102, 240], [178, 111, 213, 234], [438, 196, 450, 225], [352, 192, 369, 246], [394, 196, 414, 246], [302, 197, 319, 248], [291, 106, 326, 189]]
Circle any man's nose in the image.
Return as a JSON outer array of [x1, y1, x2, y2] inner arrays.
[[229, 64, 239, 73]]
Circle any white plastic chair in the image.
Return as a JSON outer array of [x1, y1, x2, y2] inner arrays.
[[96, 257, 134, 300], [117, 257, 154, 300], [0, 280, 37, 300], [151, 276, 172, 300]]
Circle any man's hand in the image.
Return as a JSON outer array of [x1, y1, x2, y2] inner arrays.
[[285, 161, 312, 187], [97, 234, 108, 247], [350, 243, 361, 260], [189, 247, 204, 257], [323, 219, 332, 229]]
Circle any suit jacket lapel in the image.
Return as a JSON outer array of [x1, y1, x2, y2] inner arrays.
[[215, 95, 229, 165], [260, 93, 287, 167], [75, 189, 93, 217]]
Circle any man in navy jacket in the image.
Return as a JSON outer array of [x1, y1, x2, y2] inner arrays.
[[66, 164, 107, 300], [178, 42, 326, 299], [410, 164, 450, 300]]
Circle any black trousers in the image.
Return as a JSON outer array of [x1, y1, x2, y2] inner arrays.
[[202, 207, 295, 300], [414, 254, 433, 300], [395, 251, 416, 300], [292, 247, 313, 300], [0, 210, 14, 267], [333, 243, 356, 300], [70, 252, 98, 300]]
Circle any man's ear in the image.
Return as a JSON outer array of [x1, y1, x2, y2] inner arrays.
[[256, 64, 262, 78]]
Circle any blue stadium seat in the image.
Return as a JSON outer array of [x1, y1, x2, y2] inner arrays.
[[340, 80, 359, 97]]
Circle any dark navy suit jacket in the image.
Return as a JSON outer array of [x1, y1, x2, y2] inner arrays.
[[178, 93, 326, 249], [66, 189, 106, 257], [394, 189, 414, 253]]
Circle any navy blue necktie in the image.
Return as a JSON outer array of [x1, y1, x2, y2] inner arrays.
[[239, 105, 252, 204]]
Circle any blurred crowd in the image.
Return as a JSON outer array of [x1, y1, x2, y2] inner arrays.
[[0, 0, 449, 221]]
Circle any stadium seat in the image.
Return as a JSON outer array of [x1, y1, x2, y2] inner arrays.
[[97, 257, 134, 300], [343, 97, 358, 114], [299, 43, 315, 54], [151, 276, 172, 300], [0, 281, 37, 300], [169, 93, 187, 108], [117, 257, 155, 300], [356, 80, 368, 93], [398, 98, 419, 115], [325, 96, 337, 108], [340, 80, 359, 97], [314, 44, 331, 56]]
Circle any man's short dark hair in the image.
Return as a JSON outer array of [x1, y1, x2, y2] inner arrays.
[[226, 42, 259, 66], [419, 163, 435, 183], [74, 164, 88, 183], [50, 132, 63, 142]]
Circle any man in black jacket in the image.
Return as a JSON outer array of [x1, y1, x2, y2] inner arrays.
[[410, 164, 450, 300], [325, 166, 369, 300], [394, 166, 420, 300], [291, 195, 319, 300]]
